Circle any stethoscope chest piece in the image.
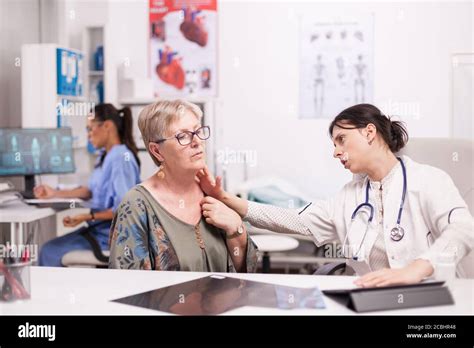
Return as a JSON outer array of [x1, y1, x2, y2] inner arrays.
[[390, 224, 405, 242], [346, 157, 408, 256]]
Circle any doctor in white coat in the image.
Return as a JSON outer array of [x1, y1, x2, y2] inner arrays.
[[197, 104, 474, 287]]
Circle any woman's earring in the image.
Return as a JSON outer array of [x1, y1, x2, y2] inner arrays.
[[157, 163, 165, 179]]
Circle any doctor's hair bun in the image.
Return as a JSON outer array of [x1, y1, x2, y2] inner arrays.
[[388, 118, 409, 152], [329, 103, 409, 153]]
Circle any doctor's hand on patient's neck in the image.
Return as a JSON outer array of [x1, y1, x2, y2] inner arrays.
[[196, 166, 249, 218], [196, 166, 225, 200], [354, 259, 435, 288]]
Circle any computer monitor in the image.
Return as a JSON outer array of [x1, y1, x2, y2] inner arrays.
[[0, 127, 75, 197]]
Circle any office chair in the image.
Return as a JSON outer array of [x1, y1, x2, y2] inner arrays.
[[61, 220, 110, 268], [315, 138, 474, 277]]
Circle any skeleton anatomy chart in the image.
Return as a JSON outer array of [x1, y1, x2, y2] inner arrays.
[[299, 16, 374, 119]]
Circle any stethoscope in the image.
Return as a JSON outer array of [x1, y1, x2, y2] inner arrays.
[[342, 157, 407, 260]]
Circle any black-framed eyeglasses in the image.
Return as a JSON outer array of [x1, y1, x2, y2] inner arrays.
[[154, 126, 210, 146], [86, 121, 104, 133]]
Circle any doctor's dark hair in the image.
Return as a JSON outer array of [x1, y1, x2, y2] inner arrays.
[[91, 103, 141, 168], [328, 104, 409, 153]]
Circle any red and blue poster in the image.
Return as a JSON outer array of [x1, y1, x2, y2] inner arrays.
[[149, 0, 217, 97]]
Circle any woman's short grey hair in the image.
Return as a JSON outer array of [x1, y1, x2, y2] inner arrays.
[[138, 99, 203, 166]]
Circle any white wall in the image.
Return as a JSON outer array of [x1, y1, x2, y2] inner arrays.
[[55, 0, 148, 104], [39, 0, 473, 199], [0, 0, 41, 128], [0, 0, 42, 243], [216, 1, 472, 198]]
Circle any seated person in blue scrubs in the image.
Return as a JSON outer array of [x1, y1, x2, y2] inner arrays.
[[35, 104, 141, 267]]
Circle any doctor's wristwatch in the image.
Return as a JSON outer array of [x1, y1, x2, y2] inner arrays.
[[226, 223, 245, 239]]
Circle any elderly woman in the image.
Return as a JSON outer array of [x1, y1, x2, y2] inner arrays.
[[109, 100, 257, 272]]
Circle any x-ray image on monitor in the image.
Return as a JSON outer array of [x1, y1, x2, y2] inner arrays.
[[0, 128, 75, 176]]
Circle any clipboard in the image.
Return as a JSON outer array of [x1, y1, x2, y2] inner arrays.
[[322, 281, 454, 312]]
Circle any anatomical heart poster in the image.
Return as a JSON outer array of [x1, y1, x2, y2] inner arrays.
[[149, 0, 217, 97], [299, 15, 374, 119]]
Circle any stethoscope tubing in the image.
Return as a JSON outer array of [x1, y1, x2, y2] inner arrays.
[[343, 157, 407, 260]]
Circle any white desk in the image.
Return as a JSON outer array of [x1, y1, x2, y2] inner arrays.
[[0, 201, 56, 245], [1, 267, 472, 315]]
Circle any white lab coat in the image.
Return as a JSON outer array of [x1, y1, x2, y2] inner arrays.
[[300, 156, 474, 277]]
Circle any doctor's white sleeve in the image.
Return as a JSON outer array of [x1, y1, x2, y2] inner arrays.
[[244, 199, 338, 246], [417, 168, 474, 268]]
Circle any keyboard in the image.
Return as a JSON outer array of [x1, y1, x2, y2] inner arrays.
[[20, 191, 36, 199]]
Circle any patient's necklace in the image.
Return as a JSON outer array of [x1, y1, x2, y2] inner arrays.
[[194, 224, 206, 249], [159, 174, 205, 249]]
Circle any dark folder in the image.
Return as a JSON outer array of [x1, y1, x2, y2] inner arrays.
[[323, 281, 454, 313]]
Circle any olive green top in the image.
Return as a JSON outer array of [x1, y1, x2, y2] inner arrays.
[[109, 185, 258, 272]]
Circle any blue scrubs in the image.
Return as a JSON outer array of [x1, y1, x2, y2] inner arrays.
[[39, 144, 140, 267]]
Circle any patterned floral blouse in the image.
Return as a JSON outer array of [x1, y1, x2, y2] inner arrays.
[[109, 185, 258, 273]]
